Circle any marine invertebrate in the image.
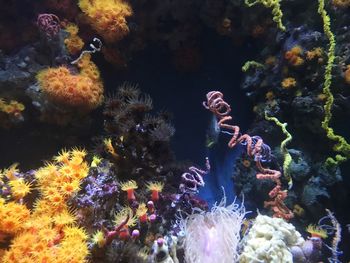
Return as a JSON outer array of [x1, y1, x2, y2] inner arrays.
[[240, 215, 304, 263], [0, 149, 90, 263], [203, 91, 293, 220], [36, 13, 61, 38], [306, 224, 328, 239], [242, 60, 265, 72], [136, 203, 148, 223], [179, 158, 210, 194], [281, 77, 297, 89], [0, 99, 25, 121], [178, 195, 246, 263], [265, 113, 293, 189], [306, 47, 324, 62], [120, 180, 138, 202], [64, 23, 84, 55], [318, 0, 350, 166], [146, 181, 164, 202], [36, 53, 104, 112], [284, 46, 304, 67], [8, 178, 32, 200], [244, 0, 285, 31], [78, 0, 133, 43], [318, 209, 342, 262]]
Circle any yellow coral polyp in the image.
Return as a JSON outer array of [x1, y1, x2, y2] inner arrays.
[[8, 178, 32, 200], [114, 207, 137, 227], [79, 0, 133, 43], [54, 149, 71, 164], [92, 230, 106, 248], [306, 224, 328, 239]]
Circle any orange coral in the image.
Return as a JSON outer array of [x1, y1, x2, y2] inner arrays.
[[281, 77, 297, 89], [64, 23, 84, 55], [36, 54, 103, 112], [284, 45, 304, 66], [79, 0, 133, 43]]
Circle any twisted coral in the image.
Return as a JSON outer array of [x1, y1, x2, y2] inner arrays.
[[203, 91, 293, 220]]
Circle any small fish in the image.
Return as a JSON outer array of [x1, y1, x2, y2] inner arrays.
[[206, 114, 220, 148]]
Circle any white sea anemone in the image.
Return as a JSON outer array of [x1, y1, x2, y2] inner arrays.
[[178, 194, 247, 263]]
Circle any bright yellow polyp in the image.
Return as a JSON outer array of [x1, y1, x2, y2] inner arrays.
[[146, 181, 164, 192], [120, 180, 138, 191]]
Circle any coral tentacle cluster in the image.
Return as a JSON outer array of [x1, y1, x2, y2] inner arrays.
[[78, 0, 133, 43], [36, 53, 104, 112]]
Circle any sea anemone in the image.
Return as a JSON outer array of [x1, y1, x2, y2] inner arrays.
[[178, 194, 247, 263]]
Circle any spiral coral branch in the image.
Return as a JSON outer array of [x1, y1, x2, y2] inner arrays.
[[203, 91, 293, 220], [37, 13, 61, 38], [179, 157, 210, 194]]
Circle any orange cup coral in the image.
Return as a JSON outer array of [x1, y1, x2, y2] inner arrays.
[[36, 54, 103, 112], [79, 0, 133, 43]]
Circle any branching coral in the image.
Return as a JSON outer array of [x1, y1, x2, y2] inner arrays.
[[318, 0, 350, 167], [0, 149, 90, 263], [203, 91, 293, 220], [244, 0, 286, 31], [78, 0, 133, 43], [36, 53, 104, 112]]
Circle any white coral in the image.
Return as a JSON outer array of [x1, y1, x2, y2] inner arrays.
[[239, 215, 305, 263]]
